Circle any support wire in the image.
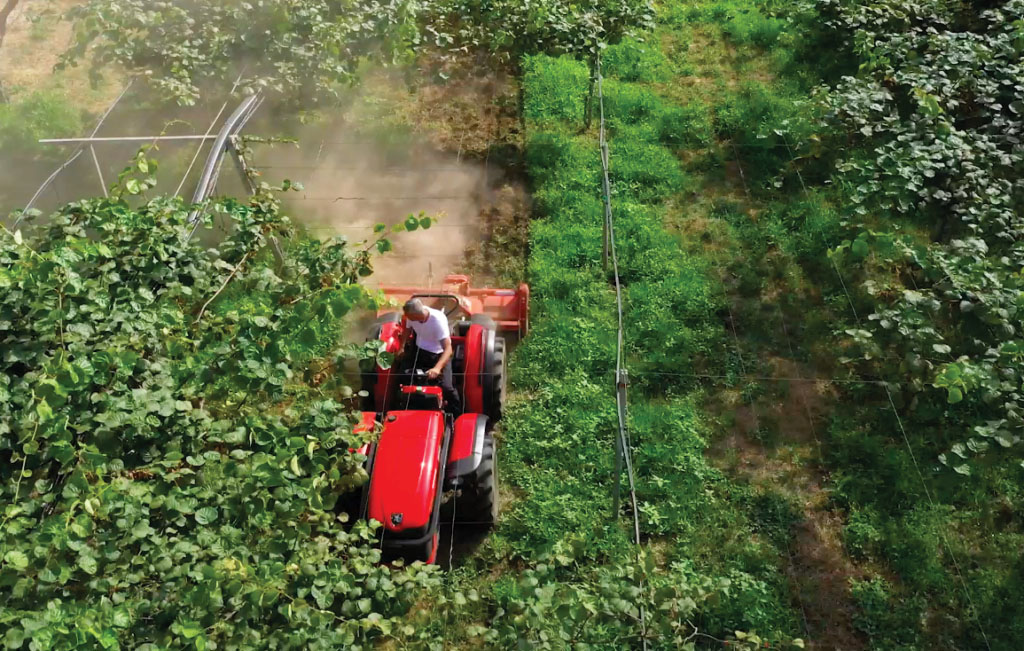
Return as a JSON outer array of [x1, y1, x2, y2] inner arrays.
[[14, 80, 134, 228], [596, 54, 648, 650], [779, 133, 993, 651]]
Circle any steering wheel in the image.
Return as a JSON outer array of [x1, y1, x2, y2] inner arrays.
[[410, 368, 442, 385], [412, 294, 461, 317]]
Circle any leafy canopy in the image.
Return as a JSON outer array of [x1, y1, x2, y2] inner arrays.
[[61, 0, 422, 105], [422, 0, 656, 64], [0, 157, 440, 650], [62, 0, 656, 104], [820, 0, 1024, 467]]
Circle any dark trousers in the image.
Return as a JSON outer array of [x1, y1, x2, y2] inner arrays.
[[404, 348, 461, 414]]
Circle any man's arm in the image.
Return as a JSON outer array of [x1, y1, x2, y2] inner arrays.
[[426, 338, 453, 379]]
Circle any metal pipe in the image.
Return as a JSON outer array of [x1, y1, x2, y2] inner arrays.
[[89, 146, 108, 198], [185, 94, 262, 239], [14, 150, 83, 228], [39, 135, 219, 144]]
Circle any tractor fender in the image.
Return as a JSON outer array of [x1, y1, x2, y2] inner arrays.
[[447, 414, 489, 479], [461, 323, 495, 416], [372, 319, 404, 412]]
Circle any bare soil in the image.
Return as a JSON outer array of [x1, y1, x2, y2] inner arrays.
[[250, 68, 529, 289], [710, 354, 866, 650], [0, 0, 122, 111]]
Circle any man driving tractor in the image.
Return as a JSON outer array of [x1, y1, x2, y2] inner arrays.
[[398, 298, 462, 414]]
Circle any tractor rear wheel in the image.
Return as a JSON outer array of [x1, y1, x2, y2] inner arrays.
[[457, 433, 498, 527], [467, 315, 504, 421], [489, 337, 506, 422]]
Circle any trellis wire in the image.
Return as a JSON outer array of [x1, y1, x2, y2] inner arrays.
[[596, 53, 648, 650], [14, 80, 135, 229], [777, 133, 993, 651]]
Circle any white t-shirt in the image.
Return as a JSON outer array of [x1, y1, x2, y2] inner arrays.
[[407, 307, 450, 354]]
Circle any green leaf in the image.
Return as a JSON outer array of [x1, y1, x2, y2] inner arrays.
[[330, 295, 352, 318], [78, 553, 98, 575], [947, 387, 964, 404], [851, 238, 869, 258], [195, 507, 218, 525], [98, 630, 118, 649], [4, 550, 29, 570], [36, 398, 54, 422], [4, 627, 26, 649], [178, 620, 202, 639]]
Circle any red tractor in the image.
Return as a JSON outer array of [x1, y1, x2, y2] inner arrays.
[[349, 275, 529, 564]]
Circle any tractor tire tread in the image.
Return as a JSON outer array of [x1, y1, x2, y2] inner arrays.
[[457, 435, 498, 526]]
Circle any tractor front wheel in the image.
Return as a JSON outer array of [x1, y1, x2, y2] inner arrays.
[[456, 433, 499, 527]]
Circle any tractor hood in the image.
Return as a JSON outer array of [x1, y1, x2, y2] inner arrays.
[[367, 410, 447, 534]]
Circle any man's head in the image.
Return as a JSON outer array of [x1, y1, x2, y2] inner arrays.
[[403, 298, 429, 322]]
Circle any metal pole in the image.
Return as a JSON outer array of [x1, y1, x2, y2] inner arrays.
[[39, 135, 220, 144], [228, 136, 257, 195], [615, 367, 636, 535], [186, 94, 262, 239], [599, 124, 611, 272], [602, 210, 610, 272], [15, 81, 133, 225], [613, 390, 623, 519], [89, 145, 108, 198]]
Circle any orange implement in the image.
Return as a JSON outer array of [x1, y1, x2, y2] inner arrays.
[[376, 274, 530, 337]]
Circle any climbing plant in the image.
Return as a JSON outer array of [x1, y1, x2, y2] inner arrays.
[[61, 0, 655, 104], [61, 0, 421, 105], [820, 0, 1024, 468], [0, 155, 440, 649], [422, 0, 656, 64]]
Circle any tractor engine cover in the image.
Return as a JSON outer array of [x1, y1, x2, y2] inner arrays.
[[367, 411, 447, 539]]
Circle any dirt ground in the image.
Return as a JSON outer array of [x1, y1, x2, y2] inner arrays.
[[0, 0, 122, 111], [249, 69, 529, 288], [711, 355, 867, 650]]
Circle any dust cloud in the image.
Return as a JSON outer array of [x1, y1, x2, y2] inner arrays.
[[250, 123, 493, 288], [2, 2, 504, 289]]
